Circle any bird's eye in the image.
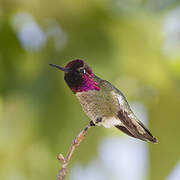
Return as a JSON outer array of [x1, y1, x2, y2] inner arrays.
[[79, 68, 86, 74]]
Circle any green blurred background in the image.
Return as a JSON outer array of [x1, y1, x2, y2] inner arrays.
[[0, 0, 180, 180]]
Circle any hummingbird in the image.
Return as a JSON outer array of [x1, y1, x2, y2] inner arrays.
[[49, 59, 157, 143]]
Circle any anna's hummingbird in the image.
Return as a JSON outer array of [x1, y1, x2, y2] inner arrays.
[[50, 59, 157, 143]]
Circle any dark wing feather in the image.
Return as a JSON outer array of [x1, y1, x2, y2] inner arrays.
[[115, 125, 137, 139], [117, 109, 157, 143]]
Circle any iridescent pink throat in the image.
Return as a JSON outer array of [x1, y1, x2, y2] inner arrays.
[[72, 74, 100, 93]]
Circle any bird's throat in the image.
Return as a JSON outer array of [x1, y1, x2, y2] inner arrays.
[[72, 74, 100, 93]]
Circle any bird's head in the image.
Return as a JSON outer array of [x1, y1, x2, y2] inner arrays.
[[49, 59, 100, 93]]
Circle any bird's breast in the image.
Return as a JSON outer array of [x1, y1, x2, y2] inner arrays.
[[76, 90, 120, 126]]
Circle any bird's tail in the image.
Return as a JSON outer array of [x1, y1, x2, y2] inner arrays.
[[115, 124, 157, 143], [136, 120, 158, 143], [117, 109, 158, 143]]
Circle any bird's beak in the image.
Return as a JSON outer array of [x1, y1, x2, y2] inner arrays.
[[49, 64, 70, 73]]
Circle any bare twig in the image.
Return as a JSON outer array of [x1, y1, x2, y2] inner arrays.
[[56, 121, 95, 180]]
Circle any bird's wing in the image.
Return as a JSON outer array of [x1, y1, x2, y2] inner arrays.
[[115, 125, 137, 138], [98, 79, 157, 143], [114, 91, 157, 143]]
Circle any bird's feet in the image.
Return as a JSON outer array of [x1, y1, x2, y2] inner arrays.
[[90, 120, 95, 126], [95, 117, 102, 124], [90, 117, 102, 127]]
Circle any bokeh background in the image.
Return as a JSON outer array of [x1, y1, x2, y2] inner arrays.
[[0, 0, 180, 180]]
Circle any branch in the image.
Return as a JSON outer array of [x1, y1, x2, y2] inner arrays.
[[56, 121, 95, 180]]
